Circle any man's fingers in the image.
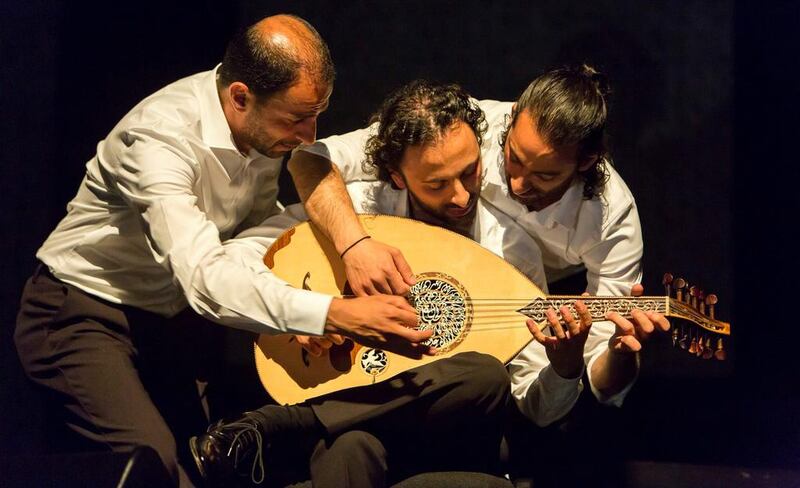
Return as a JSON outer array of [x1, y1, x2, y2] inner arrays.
[[300, 339, 323, 357], [607, 311, 634, 335], [527, 319, 547, 343], [646, 311, 671, 332], [372, 276, 394, 295], [574, 300, 593, 331], [391, 250, 417, 287], [385, 269, 411, 297], [631, 309, 654, 339], [612, 334, 642, 353], [560, 306, 581, 337], [631, 283, 644, 297], [328, 333, 346, 345], [545, 308, 566, 339]]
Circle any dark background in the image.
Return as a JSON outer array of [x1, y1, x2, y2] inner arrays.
[[1, 0, 798, 475]]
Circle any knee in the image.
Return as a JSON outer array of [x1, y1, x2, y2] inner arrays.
[[449, 352, 510, 411], [311, 430, 387, 485], [329, 430, 386, 464], [458, 352, 510, 391]]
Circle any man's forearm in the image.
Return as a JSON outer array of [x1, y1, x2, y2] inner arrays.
[[590, 349, 639, 397], [288, 150, 367, 254]]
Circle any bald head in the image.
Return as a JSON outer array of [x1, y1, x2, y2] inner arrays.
[[218, 14, 335, 100]]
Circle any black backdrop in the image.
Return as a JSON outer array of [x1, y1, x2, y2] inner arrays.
[[1, 0, 798, 471]]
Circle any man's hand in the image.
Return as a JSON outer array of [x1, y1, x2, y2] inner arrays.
[[295, 333, 346, 357], [605, 284, 671, 355], [342, 238, 416, 296], [289, 150, 416, 297], [527, 301, 593, 379], [590, 283, 672, 397], [325, 295, 434, 358]]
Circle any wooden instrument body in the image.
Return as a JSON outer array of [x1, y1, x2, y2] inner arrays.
[[254, 215, 542, 405]]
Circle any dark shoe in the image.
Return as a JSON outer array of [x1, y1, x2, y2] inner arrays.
[[190, 413, 266, 485]]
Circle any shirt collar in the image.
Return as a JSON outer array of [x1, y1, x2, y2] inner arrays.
[[199, 64, 239, 152]]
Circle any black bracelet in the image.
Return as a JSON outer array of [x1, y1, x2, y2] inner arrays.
[[340, 235, 371, 259]]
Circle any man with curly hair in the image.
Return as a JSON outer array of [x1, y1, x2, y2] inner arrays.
[[190, 80, 520, 488]]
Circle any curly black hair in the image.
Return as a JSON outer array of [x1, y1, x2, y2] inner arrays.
[[500, 64, 611, 199], [363, 80, 486, 185]]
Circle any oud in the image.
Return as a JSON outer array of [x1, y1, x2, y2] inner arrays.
[[254, 215, 730, 405]]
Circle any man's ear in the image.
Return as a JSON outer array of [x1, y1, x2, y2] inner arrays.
[[578, 154, 599, 172], [390, 170, 407, 189], [228, 82, 250, 112]]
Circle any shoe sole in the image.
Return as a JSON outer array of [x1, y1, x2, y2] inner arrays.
[[188, 436, 209, 480]]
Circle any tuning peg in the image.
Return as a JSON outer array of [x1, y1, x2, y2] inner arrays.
[[678, 325, 688, 349], [671, 327, 679, 347], [674, 277, 687, 301], [702, 337, 714, 359], [688, 330, 698, 354], [689, 285, 701, 309], [705, 294, 718, 319], [662, 273, 674, 296], [695, 332, 704, 357], [698, 289, 707, 315], [714, 337, 726, 361]]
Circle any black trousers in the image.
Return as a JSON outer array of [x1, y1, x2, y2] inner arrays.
[[278, 352, 510, 488], [14, 264, 221, 487]]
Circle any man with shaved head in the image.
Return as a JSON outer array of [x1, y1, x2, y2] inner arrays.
[[14, 15, 431, 486]]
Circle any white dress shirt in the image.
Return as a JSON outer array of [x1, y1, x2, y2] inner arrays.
[[299, 125, 635, 425], [308, 100, 644, 297], [37, 67, 331, 336]]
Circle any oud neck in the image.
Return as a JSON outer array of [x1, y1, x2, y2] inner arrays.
[[517, 295, 730, 335], [518, 295, 668, 322]]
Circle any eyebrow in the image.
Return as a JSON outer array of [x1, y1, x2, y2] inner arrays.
[[290, 99, 330, 119], [422, 158, 480, 183]]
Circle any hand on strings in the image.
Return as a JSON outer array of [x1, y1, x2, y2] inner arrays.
[[527, 300, 593, 379], [325, 295, 435, 359], [295, 333, 346, 357], [605, 284, 671, 355], [341, 237, 416, 296]]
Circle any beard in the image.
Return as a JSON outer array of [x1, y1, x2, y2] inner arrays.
[[505, 172, 576, 211], [406, 189, 479, 237]]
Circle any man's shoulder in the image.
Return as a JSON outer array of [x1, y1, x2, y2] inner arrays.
[[601, 164, 637, 209], [114, 70, 213, 135], [476, 99, 513, 126]]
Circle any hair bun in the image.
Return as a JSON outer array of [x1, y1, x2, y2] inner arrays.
[[578, 63, 611, 99]]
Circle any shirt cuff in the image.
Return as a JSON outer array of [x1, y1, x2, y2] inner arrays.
[[279, 288, 332, 336]]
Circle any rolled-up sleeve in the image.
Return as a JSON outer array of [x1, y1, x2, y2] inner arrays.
[[583, 319, 638, 406], [298, 125, 377, 182]]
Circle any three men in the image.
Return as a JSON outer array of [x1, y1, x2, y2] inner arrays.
[[191, 77, 668, 486]]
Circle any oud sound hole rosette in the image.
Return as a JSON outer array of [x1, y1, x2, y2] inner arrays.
[[408, 272, 473, 353]]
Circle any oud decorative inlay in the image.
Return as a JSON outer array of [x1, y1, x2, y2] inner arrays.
[[518, 296, 668, 323], [408, 272, 473, 352]]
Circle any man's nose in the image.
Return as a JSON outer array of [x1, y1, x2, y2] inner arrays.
[[451, 179, 470, 207], [510, 175, 530, 195], [296, 117, 318, 144]]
